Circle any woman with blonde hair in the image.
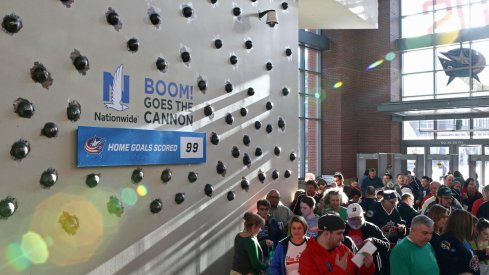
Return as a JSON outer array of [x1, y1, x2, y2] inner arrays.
[[271, 215, 309, 275], [427, 204, 449, 247], [231, 212, 268, 275], [434, 209, 480, 275]]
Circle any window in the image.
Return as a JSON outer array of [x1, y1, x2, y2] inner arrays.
[[403, 120, 434, 140], [298, 43, 322, 178], [403, 118, 489, 140], [400, 0, 489, 101]]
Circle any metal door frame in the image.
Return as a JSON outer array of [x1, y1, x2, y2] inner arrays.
[[356, 153, 390, 179], [468, 155, 489, 187], [392, 153, 425, 178]]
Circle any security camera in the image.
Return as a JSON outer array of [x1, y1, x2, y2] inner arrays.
[[258, 10, 278, 28], [266, 14, 278, 27]]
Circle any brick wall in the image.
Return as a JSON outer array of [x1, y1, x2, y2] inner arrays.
[[321, 0, 401, 178]]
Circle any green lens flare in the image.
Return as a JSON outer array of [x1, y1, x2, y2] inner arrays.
[[385, 52, 396, 61], [121, 188, 138, 206], [21, 231, 49, 264], [6, 243, 31, 271]]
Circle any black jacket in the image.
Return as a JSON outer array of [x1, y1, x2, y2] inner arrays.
[[345, 221, 390, 274], [397, 202, 418, 230], [360, 197, 377, 212]]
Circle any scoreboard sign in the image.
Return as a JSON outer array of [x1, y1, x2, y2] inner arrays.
[[77, 126, 206, 167]]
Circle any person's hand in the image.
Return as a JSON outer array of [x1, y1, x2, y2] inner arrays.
[[363, 238, 373, 244], [265, 239, 273, 247], [335, 253, 348, 271], [362, 253, 374, 268]]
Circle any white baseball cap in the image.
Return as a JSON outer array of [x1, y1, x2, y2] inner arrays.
[[401, 187, 413, 196], [347, 203, 363, 218]]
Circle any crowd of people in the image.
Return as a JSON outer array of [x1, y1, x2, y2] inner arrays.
[[230, 168, 489, 275]]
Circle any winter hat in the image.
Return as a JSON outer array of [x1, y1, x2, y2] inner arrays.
[[318, 214, 345, 231]]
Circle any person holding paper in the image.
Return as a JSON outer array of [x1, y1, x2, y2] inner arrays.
[[345, 203, 390, 275], [389, 215, 440, 274], [299, 214, 375, 274]]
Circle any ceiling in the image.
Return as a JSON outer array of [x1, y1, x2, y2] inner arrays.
[[299, 0, 378, 29], [377, 96, 489, 121]]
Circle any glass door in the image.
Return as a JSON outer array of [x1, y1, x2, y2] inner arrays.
[[427, 147, 450, 183], [458, 145, 481, 183], [406, 147, 425, 176]]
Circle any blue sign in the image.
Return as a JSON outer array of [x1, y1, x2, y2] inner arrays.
[[103, 65, 130, 111], [77, 126, 206, 167]]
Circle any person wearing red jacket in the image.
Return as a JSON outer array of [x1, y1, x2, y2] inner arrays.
[[299, 214, 375, 275], [472, 185, 489, 216]]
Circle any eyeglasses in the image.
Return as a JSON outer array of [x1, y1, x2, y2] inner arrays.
[[268, 196, 279, 199], [440, 196, 453, 200]]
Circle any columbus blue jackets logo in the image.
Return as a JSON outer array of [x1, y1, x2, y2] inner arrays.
[[440, 240, 451, 250], [469, 255, 480, 272], [103, 65, 130, 111], [438, 48, 486, 86], [380, 221, 399, 239], [84, 136, 105, 155]]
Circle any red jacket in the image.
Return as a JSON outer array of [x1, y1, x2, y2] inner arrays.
[[472, 197, 485, 216], [299, 238, 375, 275], [420, 193, 433, 208]]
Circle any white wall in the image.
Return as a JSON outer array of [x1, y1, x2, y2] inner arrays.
[[0, 1, 298, 274]]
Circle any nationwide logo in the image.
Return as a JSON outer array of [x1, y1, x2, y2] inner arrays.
[[103, 64, 130, 111], [96, 65, 138, 124], [84, 136, 105, 155]]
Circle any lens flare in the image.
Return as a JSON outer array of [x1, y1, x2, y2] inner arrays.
[[121, 188, 138, 206], [136, 185, 148, 197], [21, 231, 49, 264], [385, 52, 396, 61], [30, 192, 105, 267], [333, 81, 343, 89], [5, 243, 31, 271], [366, 59, 384, 70], [437, 31, 459, 45]]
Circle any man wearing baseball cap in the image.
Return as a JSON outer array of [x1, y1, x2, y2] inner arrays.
[[344, 203, 390, 275], [299, 214, 375, 274], [423, 185, 463, 215], [365, 190, 406, 275]]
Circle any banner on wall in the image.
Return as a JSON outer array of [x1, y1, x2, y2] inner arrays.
[[77, 126, 206, 167]]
